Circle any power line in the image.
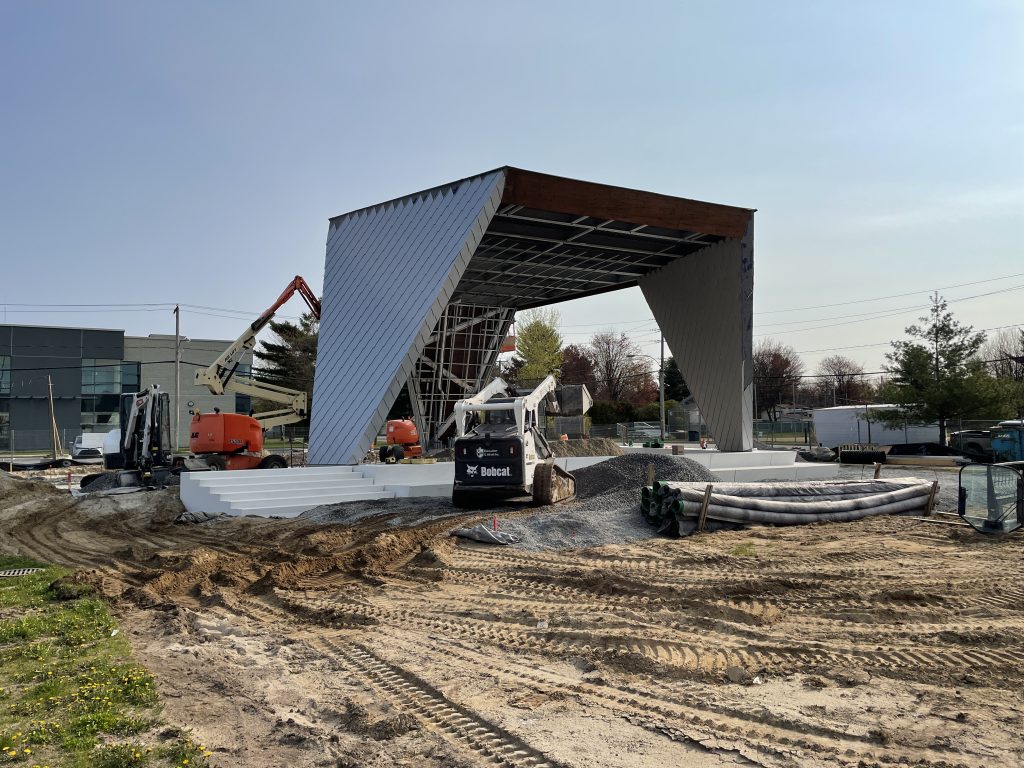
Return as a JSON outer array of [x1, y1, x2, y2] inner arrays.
[[753, 283, 1024, 337], [754, 271, 1024, 315], [794, 322, 1024, 355]]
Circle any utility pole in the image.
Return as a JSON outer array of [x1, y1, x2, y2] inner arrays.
[[933, 291, 942, 443], [659, 333, 666, 442], [174, 305, 180, 452], [47, 375, 61, 459]]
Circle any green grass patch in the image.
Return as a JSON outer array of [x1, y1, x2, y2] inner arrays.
[[730, 543, 757, 557], [0, 556, 215, 767]]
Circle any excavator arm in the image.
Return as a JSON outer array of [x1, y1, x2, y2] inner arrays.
[[194, 276, 321, 429]]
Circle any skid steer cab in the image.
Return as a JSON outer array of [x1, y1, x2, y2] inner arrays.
[[450, 376, 586, 509], [958, 462, 1023, 535]]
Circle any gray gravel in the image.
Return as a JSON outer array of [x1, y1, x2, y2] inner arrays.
[[573, 453, 717, 498], [499, 454, 717, 551], [80, 470, 180, 491]]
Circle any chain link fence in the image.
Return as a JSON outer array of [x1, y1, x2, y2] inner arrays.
[[0, 428, 88, 457]]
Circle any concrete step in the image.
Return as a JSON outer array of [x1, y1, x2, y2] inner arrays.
[[214, 484, 384, 502], [204, 476, 369, 494], [190, 468, 362, 487], [227, 490, 394, 511], [190, 466, 359, 483]]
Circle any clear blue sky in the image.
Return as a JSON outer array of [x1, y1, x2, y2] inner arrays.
[[1, 1, 1021, 375]]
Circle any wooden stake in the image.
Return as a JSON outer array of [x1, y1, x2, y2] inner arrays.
[[926, 480, 939, 516], [646, 463, 655, 488], [697, 483, 713, 533], [873, 462, 882, 480], [47, 375, 63, 459]]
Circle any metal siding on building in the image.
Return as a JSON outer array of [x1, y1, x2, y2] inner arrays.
[[309, 170, 506, 465], [82, 330, 124, 360], [639, 236, 754, 452]]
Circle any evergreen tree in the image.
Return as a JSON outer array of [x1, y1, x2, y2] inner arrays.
[[514, 308, 563, 384], [883, 294, 995, 444], [252, 311, 318, 423], [663, 357, 689, 401]]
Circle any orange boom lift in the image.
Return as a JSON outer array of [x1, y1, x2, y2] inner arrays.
[[190, 276, 321, 471]]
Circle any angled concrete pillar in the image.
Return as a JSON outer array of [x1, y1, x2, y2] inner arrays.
[[308, 171, 505, 465], [639, 222, 753, 451]]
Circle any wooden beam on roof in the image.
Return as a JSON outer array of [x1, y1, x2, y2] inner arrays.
[[501, 168, 753, 241]]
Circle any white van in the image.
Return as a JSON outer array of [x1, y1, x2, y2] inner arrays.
[[71, 432, 106, 461]]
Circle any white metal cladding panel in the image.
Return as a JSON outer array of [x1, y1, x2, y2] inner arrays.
[[639, 235, 754, 452], [309, 171, 506, 465]]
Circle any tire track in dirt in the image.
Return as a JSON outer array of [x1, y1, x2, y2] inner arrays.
[[383, 634, 987, 768], [276, 589, 1024, 685], [309, 637, 569, 768], [179, 586, 999, 768], [190, 590, 574, 768]]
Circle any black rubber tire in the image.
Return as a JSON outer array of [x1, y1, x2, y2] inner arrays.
[[59, 459, 72, 468], [206, 455, 228, 471], [391, 445, 405, 461], [452, 488, 474, 508], [258, 454, 288, 469], [532, 463, 553, 506], [379, 445, 389, 463], [839, 449, 886, 465]]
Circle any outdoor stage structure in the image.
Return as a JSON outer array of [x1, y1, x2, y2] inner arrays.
[[308, 167, 754, 466]]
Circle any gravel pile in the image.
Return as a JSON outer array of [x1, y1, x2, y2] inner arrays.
[[80, 470, 180, 492], [498, 455, 718, 551], [573, 453, 717, 499]]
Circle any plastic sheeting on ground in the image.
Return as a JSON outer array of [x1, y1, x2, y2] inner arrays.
[[451, 524, 521, 545]]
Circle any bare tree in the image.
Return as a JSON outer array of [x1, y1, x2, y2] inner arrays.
[[979, 328, 1024, 381], [753, 339, 805, 421], [560, 344, 596, 392], [815, 354, 869, 405], [588, 331, 655, 403]]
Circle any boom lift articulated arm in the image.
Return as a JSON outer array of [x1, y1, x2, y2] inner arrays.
[[194, 276, 321, 429]]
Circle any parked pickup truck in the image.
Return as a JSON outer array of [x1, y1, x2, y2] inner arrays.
[[948, 429, 992, 457]]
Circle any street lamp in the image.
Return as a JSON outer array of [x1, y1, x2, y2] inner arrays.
[[629, 336, 666, 442]]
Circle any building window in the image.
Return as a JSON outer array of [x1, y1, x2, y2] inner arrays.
[[0, 355, 9, 394], [81, 359, 121, 431], [121, 362, 140, 394], [82, 358, 121, 394], [0, 396, 9, 452]]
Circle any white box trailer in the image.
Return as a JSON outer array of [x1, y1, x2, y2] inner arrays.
[[812, 405, 939, 449]]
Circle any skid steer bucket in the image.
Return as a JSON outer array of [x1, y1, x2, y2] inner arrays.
[[532, 463, 576, 506]]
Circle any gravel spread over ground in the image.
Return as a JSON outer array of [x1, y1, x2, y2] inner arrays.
[[499, 454, 718, 550]]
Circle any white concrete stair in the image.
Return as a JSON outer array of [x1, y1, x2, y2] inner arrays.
[[179, 450, 838, 518], [179, 465, 396, 518]]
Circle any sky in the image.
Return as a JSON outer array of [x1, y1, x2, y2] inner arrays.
[[1, 0, 1021, 380]]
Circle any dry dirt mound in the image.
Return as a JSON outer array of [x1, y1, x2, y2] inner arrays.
[[0, 469, 63, 504], [547, 438, 623, 457]]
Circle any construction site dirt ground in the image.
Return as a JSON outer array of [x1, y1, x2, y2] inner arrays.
[[1, 466, 1022, 768]]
